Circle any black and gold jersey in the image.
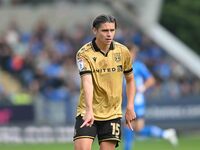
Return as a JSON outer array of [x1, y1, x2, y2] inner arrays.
[[76, 38, 133, 121]]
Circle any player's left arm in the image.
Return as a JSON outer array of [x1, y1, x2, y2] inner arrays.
[[123, 46, 136, 130], [124, 72, 136, 130]]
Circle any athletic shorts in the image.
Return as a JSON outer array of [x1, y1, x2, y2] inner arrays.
[[73, 115, 121, 147]]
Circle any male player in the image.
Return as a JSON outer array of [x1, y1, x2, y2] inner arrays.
[[123, 45, 178, 150], [74, 14, 136, 150]]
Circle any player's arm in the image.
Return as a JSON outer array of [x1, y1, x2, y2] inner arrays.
[[80, 74, 94, 128], [138, 76, 156, 93], [125, 72, 136, 130], [123, 45, 136, 130], [144, 76, 155, 90], [138, 63, 156, 93], [76, 52, 94, 128]]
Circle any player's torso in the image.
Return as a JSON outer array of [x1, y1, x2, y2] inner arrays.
[[78, 42, 126, 120]]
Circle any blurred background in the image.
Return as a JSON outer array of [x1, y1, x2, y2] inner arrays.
[[0, 0, 199, 149]]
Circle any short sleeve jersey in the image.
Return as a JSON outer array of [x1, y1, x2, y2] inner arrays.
[[76, 38, 133, 121]]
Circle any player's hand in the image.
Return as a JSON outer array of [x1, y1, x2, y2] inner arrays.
[[80, 110, 94, 128], [125, 108, 136, 131]]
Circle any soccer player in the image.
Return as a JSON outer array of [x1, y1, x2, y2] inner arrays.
[[73, 14, 136, 150], [123, 45, 178, 150]]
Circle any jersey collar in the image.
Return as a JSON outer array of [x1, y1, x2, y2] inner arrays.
[[91, 38, 114, 56]]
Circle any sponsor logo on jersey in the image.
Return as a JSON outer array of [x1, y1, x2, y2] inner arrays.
[[92, 57, 97, 62], [92, 65, 122, 73]]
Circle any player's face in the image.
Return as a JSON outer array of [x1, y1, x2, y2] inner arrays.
[[93, 22, 116, 46]]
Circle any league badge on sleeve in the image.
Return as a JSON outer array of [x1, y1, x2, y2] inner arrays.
[[77, 59, 85, 71]]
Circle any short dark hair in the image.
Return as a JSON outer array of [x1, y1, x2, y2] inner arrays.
[[92, 14, 117, 29]]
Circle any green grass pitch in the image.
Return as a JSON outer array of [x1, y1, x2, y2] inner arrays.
[[1, 134, 200, 150]]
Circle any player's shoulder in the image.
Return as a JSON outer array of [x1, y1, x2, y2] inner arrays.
[[113, 41, 129, 51], [113, 41, 131, 58], [76, 42, 92, 57]]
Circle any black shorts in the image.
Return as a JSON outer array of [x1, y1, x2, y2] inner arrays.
[[73, 115, 121, 147]]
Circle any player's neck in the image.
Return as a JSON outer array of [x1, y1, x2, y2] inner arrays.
[[95, 39, 110, 53]]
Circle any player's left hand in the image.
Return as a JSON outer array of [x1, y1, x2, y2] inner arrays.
[[125, 108, 136, 131]]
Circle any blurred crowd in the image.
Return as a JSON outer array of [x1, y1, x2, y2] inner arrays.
[[0, 20, 200, 124]]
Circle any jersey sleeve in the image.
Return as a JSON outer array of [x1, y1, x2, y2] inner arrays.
[[76, 51, 92, 76]]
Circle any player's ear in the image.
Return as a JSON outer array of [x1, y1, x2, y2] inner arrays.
[[92, 27, 97, 35]]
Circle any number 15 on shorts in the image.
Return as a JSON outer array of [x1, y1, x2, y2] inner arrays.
[[111, 123, 120, 138]]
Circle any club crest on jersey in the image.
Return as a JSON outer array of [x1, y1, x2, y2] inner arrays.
[[113, 53, 121, 62]]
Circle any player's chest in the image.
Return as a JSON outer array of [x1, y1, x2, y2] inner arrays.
[[90, 52, 123, 67], [89, 52, 123, 74]]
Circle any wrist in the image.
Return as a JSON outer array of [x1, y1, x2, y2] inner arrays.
[[86, 107, 93, 112], [126, 104, 133, 110]]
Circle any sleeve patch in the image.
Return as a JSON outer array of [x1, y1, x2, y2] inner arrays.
[[77, 59, 85, 71]]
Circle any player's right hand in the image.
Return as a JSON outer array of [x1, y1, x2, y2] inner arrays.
[[80, 111, 94, 128]]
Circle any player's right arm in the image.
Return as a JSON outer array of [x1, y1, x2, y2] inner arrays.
[[76, 50, 94, 128], [80, 74, 94, 128]]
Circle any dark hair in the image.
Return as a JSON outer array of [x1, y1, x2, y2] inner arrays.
[[92, 14, 117, 29]]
